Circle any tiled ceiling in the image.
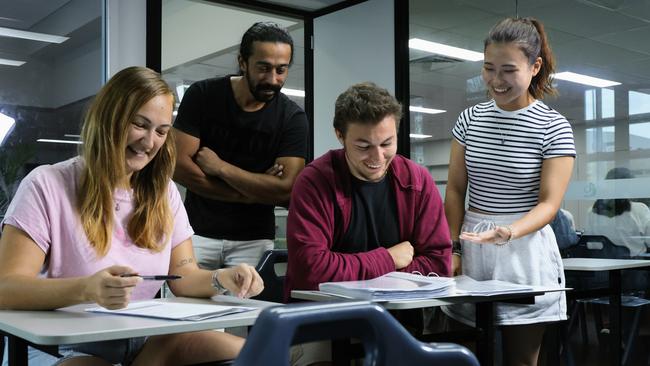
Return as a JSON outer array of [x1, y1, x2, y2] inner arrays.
[[2, 0, 649, 137], [254, 0, 351, 11]]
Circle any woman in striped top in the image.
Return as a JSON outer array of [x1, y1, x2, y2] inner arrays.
[[443, 17, 575, 366]]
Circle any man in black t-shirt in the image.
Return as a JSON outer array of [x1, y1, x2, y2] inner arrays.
[[173, 22, 309, 271]]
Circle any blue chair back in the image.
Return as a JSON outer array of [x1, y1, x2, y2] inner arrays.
[[233, 301, 479, 366]]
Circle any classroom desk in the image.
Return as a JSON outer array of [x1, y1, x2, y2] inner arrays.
[[563, 258, 650, 366], [293, 286, 567, 366], [0, 295, 276, 366]]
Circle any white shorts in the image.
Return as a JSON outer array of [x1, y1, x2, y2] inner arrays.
[[192, 236, 274, 269], [442, 211, 567, 326]]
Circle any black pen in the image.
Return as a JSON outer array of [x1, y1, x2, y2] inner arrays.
[[120, 274, 182, 281]]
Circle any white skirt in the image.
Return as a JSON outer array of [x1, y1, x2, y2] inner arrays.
[[442, 211, 567, 326]]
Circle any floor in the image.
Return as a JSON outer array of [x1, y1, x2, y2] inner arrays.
[[546, 302, 650, 366]]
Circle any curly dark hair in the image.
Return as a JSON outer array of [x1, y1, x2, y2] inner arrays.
[[239, 22, 294, 73]]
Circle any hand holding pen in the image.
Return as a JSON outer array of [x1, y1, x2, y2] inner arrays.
[[85, 265, 142, 310]]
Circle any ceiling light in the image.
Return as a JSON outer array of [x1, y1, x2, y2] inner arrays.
[[410, 106, 446, 115], [0, 26, 68, 43], [553, 71, 620, 88], [0, 112, 16, 146], [410, 133, 433, 139], [37, 139, 82, 145], [0, 58, 25, 67], [409, 38, 483, 62], [282, 88, 305, 97]]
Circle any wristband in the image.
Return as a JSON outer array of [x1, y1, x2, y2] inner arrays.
[[211, 269, 227, 294], [496, 225, 514, 246], [452, 240, 462, 255]]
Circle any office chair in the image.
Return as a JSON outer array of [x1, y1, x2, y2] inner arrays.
[[563, 235, 650, 365], [252, 249, 288, 303], [233, 301, 480, 366]]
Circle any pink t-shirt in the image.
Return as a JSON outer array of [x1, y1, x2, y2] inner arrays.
[[2, 157, 194, 300]]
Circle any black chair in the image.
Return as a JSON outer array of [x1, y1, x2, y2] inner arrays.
[[252, 249, 287, 303], [563, 235, 650, 365], [564, 234, 630, 289], [233, 301, 480, 366]]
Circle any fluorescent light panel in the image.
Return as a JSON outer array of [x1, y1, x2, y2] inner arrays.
[[0, 113, 16, 145], [282, 88, 305, 97], [0, 26, 68, 43], [410, 133, 433, 139], [0, 58, 25, 67], [553, 71, 620, 88], [410, 106, 446, 115], [409, 38, 483, 62], [37, 139, 82, 145]]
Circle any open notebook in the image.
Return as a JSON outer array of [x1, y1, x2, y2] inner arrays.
[[319, 272, 455, 301], [86, 300, 255, 321]]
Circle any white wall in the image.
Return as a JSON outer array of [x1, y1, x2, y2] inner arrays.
[[313, 0, 395, 158], [161, 1, 296, 71], [106, 0, 147, 79]]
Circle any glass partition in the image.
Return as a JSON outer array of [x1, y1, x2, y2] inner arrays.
[[161, 0, 306, 248], [0, 0, 103, 216], [409, 0, 650, 242]]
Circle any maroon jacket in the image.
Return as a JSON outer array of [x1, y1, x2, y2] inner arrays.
[[284, 149, 451, 301]]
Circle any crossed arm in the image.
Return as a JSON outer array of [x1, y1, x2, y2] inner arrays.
[[173, 128, 305, 206]]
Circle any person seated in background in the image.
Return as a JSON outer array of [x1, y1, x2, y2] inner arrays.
[[0, 67, 263, 366], [585, 167, 650, 257], [285, 82, 451, 299], [550, 208, 579, 250]]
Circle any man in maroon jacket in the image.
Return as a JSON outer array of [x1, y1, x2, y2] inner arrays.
[[284, 82, 452, 301]]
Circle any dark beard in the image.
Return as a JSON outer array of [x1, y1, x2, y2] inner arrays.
[[246, 73, 282, 102]]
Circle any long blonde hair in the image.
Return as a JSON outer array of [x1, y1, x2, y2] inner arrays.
[[78, 66, 176, 256]]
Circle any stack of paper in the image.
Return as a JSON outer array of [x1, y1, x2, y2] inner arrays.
[[86, 300, 255, 321], [319, 272, 455, 301], [453, 275, 533, 296]]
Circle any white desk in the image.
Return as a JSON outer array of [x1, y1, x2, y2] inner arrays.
[[562, 257, 650, 366], [293, 285, 567, 366], [292, 287, 564, 310], [0, 296, 277, 366], [563, 258, 650, 271]]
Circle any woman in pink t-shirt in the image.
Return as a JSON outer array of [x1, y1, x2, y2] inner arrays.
[[0, 66, 263, 366]]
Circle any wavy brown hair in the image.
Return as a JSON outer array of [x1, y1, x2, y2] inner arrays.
[[78, 66, 175, 256], [485, 17, 557, 99], [333, 82, 402, 137]]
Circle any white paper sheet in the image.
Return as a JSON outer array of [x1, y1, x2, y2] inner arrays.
[[86, 300, 255, 321]]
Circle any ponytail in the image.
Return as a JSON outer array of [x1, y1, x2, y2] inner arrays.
[[528, 18, 556, 99]]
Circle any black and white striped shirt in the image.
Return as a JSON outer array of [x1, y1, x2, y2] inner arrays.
[[452, 100, 575, 214]]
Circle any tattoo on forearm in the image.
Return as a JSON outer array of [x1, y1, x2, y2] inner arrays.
[[176, 258, 194, 268]]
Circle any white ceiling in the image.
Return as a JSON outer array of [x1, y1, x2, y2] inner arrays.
[[255, 0, 348, 11], [3, 0, 649, 138]]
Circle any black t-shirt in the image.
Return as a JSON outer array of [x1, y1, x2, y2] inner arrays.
[[173, 76, 309, 240], [338, 174, 400, 253]]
